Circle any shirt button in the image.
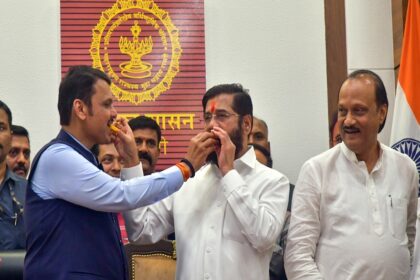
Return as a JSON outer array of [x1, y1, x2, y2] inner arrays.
[[206, 247, 212, 253], [204, 273, 210, 279], [210, 225, 215, 230]]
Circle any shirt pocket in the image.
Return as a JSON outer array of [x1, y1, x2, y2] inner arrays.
[[386, 196, 407, 241]]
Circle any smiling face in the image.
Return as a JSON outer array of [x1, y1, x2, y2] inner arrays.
[[98, 143, 122, 178], [337, 77, 387, 160]]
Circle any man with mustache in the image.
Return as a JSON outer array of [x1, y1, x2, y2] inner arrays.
[[285, 70, 418, 280], [124, 83, 290, 279], [24, 66, 215, 280], [128, 116, 161, 175], [0, 101, 26, 250], [7, 125, 31, 178]]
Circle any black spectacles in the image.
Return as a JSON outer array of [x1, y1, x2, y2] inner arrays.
[[203, 112, 240, 124]]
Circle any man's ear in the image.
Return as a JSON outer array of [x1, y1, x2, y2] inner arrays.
[[73, 99, 88, 121], [243, 115, 252, 135], [379, 104, 388, 125]]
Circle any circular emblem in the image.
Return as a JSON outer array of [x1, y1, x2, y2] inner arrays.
[[90, 0, 182, 104], [392, 138, 420, 191]]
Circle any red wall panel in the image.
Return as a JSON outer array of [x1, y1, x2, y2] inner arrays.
[[60, 0, 206, 170]]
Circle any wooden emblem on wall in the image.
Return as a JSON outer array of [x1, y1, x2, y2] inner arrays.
[[61, 0, 206, 170]]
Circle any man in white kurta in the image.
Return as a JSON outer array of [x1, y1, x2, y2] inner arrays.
[[285, 70, 418, 280], [124, 84, 290, 280]]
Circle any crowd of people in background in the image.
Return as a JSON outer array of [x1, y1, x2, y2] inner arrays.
[[0, 66, 418, 280]]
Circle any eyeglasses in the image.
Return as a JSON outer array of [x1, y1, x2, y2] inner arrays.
[[203, 112, 240, 124]]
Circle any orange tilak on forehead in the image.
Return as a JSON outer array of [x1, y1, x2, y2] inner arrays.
[[210, 101, 217, 113]]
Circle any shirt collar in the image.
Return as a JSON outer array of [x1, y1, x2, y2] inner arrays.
[[233, 146, 255, 170], [340, 142, 384, 172], [62, 130, 99, 165], [340, 142, 359, 164], [63, 130, 93, 154]]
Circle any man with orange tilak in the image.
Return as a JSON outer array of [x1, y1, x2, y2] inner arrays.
[[124, 83, 290, 280], [24, 66, 216, 280], [285, 70, 418, 280]]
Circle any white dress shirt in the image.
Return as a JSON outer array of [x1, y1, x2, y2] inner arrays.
[[285, 143, 418, 280], [31, 140, 183, 212], [124, 147, 290, 280]]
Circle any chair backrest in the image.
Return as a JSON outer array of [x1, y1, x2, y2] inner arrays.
[[125, 240, 176, 280], [0, 250, 25, 280]]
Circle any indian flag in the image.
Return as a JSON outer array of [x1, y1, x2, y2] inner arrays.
[[397, 2, 420, 279], [390, 0, 420, 192]]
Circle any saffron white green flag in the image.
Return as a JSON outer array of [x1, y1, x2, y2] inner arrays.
[[395, 2, 420, 279], [390, 0, 420, 190]]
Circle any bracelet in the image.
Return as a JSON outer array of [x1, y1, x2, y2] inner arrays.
[[181, 158, 195, 178], [175, 163, 190, 182]]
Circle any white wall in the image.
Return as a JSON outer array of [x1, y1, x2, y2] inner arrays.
[[345, 0, 396, 145], [0, 0, 329, 183], [205, 0, 328, 182], [0, 0, 61, 156]]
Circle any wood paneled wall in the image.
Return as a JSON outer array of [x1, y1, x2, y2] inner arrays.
[[324, 0, 347, 143]]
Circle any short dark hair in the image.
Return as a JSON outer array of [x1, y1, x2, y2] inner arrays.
[[202, 83, 253, 120], [128, 116, 162, 144], [58, 66, 111, 125], [251, 143, 273, 168], [11, 125, 29, 142], [0, 100, 12, 127], [347, 69, 389, 132]]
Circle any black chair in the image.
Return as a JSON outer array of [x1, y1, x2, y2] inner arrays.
[[0, 250, 25, 280]]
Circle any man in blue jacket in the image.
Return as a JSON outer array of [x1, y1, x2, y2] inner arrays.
[[24, 66, 216, 280]]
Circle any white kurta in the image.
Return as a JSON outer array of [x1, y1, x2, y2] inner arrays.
[[124, 147, 290, 280], [285, 143, 418, 280]]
